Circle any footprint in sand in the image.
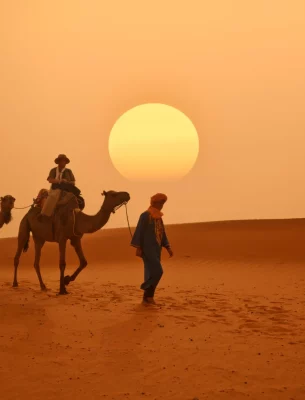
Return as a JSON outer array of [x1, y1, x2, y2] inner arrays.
[[175, 289, 193, 295], [171, 314, 198, 322], [230, 308, 244, 314], [267, 325, 291, 334], [239, 321, 262, 331]]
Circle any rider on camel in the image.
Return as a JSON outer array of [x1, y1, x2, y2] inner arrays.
[[47, 154, 76, 188], [37, 154, 84, 219]]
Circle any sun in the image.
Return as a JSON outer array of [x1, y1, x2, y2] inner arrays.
[[108, 103, 199, 182]]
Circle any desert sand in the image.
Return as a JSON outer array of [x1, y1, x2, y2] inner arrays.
[[1, 219, 305, 400]]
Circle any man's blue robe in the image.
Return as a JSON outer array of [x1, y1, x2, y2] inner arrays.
[[131, 211, 170, 293]]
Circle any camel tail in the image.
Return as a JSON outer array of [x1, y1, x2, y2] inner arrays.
[[23, 237, 30, 253]]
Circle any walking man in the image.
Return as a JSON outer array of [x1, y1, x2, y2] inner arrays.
[[131, 193, 173, 304]]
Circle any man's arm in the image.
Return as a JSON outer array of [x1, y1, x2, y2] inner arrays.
[[161, 229, 170, 248], [161, 224, 173, 257], [47, 168, 59, 184], [68, 169, 76, 185], [56, 169, 75, 185]]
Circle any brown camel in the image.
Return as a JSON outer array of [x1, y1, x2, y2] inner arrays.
[[0, 195, 15, 229], [13, 190, 130, 295]]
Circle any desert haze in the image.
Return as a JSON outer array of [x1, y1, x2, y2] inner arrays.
[[1, 219, 304, 400]]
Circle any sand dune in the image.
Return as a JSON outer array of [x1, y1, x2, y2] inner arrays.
[[1, 219, 305, 400]]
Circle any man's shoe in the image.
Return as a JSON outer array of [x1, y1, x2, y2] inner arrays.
[[142, 297, 156, 305]]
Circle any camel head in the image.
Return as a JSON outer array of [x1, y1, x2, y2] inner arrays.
[[101, 190, 130, 213], [0, 195, 16, 224]]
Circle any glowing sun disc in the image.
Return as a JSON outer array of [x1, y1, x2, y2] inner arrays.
[[108, 103, 199, 182]]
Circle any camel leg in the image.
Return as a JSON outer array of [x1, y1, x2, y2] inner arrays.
[[13, 236, 28, 287], [33, 239, 47, 291], [59, 239, 68, 295], [64, 238, 87, 286], [13, 217, 30, 287], [13, 242, 24, 288]]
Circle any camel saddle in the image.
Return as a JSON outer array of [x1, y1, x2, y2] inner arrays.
[[51, 183, 85, 210], [52, 191, 80, 240]]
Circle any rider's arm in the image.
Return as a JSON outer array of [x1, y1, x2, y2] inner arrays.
[[47, 168, 59, 184], [68, 169, 76, 185]]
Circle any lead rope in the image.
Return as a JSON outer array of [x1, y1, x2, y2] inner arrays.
[[111, 201, 133, 238], [14, 203, 34, 210], [124, 203, 133, 238], [72, 209, 82, 237]]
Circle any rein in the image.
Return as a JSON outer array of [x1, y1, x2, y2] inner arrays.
[[112, 202, 133, 238], [14, 203, 34, 210], [124, 203, 133, 238]]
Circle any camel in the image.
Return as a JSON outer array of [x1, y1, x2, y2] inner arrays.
[[0, 195, 15, 229], [13, 190, 130, 295]]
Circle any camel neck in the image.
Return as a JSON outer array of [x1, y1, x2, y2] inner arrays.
[[75, 207, 112, 235], [91, 207, 112, 232]]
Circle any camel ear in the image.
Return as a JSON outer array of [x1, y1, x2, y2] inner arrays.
[[102, 191, 107, 196], [0, 197, 3, 201]]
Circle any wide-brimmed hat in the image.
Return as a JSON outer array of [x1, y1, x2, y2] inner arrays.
[[54, 154, 70, 164]]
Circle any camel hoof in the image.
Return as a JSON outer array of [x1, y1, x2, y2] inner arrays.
[[12, 282, 18, 288], [41, 285, 48, 292], [64, 275, 71, 285], [58, 290, 69, 295]]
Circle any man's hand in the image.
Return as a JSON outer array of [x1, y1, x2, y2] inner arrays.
[[167, 247, 173, 258], [60, 179, 68, 183], [136, 248, 143, 258]]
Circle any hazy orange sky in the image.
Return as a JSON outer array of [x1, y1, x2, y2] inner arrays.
[[1, 1, 305, 238]]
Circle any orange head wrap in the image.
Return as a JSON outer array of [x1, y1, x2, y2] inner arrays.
[[150, 193, 167, 205]]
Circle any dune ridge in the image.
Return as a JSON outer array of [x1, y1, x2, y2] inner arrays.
[[1, 218, 304, 265]]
